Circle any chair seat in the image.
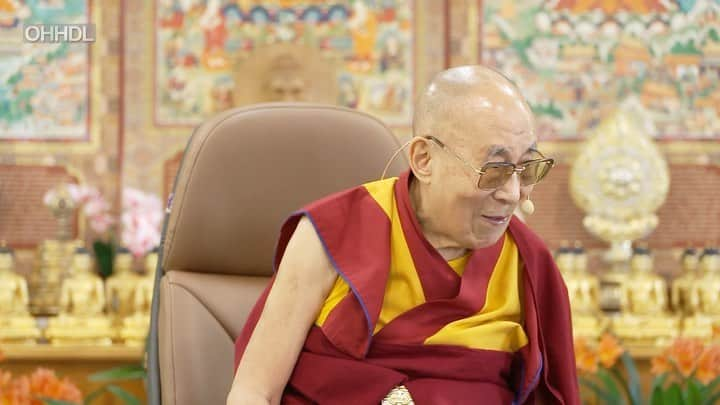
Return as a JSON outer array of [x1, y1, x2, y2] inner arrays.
[[159, 271, 269, 404]]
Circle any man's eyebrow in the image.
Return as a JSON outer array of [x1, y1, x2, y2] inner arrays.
[[485, 145, 511, 160], [485, 143, 539, 160]]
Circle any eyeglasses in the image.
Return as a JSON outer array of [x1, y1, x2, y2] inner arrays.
[[424, 135, 555, 190]]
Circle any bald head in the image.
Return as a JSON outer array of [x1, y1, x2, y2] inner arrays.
[[413, 65, 534, 143]]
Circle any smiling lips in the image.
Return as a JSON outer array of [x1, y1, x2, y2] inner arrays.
[[481, 215, 510, 225]]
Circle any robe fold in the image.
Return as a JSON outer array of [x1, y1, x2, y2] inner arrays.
[[235, 171, 580, 405]]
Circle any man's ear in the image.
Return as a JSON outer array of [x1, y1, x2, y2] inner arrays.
[[408, 137, 433, 184]]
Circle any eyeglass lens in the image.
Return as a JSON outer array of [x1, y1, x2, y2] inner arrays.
[[477, 160, 553, 189]]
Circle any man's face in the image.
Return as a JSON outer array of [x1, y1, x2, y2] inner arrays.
[[425, 96, 537, 250]]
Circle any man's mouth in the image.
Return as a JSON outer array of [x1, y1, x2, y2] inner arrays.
[[481, 215, 510, 225]]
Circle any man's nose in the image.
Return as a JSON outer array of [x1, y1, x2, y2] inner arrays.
[[494, 172, 521, 204]]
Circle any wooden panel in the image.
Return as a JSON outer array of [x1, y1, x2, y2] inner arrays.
[[0, 165, 79, 249]]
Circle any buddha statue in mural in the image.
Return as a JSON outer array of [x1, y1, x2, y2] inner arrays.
[[562, 243, 607, 338], [671, 248, 700, 315], [105, 247, 141, 327], [232, 43, 339, 108], [120, 248, 158, 346], [45, 247, 113, 345], [0, 243, 40, 343], [612, 247, 679, 345], [683, 248, 720, 340]]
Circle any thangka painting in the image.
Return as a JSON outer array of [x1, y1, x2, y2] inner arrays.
[[155, 0, 414, 127], [483, 1, 720, 140], [0, 0, 90, 141]]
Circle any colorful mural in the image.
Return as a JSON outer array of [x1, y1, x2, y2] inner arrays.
[[483, 0, 720, 140], [154, 0, 414, 126], [0, 0, 90, 141]]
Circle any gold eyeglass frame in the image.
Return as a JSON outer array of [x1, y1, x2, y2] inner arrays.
[[423, 135, 556, 190]]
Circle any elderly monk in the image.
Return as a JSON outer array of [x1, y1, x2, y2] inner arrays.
[[228, 65, 579, 405]]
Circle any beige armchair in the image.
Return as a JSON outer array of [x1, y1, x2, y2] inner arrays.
[[146, 103, 408, 404]]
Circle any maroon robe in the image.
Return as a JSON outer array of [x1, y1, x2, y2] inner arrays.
[[235, 171, 580, 404]]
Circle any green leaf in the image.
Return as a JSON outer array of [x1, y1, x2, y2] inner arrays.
[[664, 383, 683, 405], [695, 377, 710, 399], [703, 375, 720, 405], [620, 352, 645, 405], [705, 374, 720, 396], [82, 387, 106, 405], [88, 364, 146, 382], [610, 367, 635, 405], [41, 399, 80, 405], [105, 385, 141, 405], [651, 385, 665, 405], [579, 376, 620, 404], [687, 378, 703, 405], [704, 391, 720, 405], [597, 369, 624, 404], [652, 374, 669, 396]]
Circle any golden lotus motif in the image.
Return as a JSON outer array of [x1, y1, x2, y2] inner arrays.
[[570, 110, 669, 263]]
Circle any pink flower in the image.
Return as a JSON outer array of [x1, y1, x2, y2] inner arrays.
[[122, 188, 162, 257], [64, 183, 83, 203], [83, 197, 106, 217], [88, 213, 114, 234]]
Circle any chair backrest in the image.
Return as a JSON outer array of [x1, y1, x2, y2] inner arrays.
[[147, 103, 408, 405]]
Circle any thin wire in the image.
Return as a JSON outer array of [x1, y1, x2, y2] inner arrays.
[[381, 139, 413, 180]]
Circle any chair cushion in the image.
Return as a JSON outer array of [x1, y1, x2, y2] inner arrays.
[[159, 271, 269, 405]]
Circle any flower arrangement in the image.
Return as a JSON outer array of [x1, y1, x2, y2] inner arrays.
[[649, 339, 720, 403], [575, 333, 640, 404], [0, 368, 82, 405], [576, 334, 720, 405], [42, 184, 163, 277], [0, 350, 143, 405]]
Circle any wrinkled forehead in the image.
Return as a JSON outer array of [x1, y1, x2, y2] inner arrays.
[[441, 102, 536, 160]]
